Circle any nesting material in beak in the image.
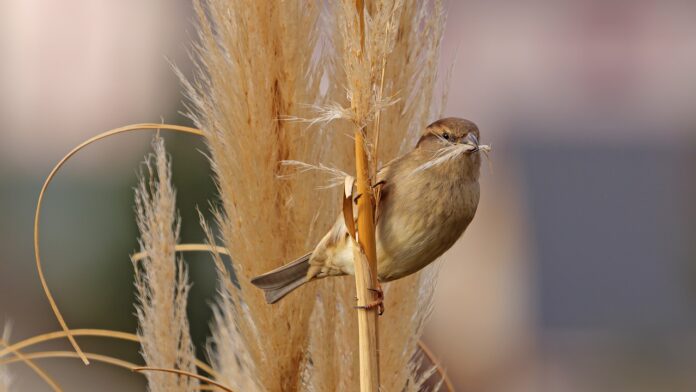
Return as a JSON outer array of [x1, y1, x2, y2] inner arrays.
[[413, 137, 491, 173]]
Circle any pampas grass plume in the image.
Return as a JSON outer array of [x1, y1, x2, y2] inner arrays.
[[132, 135, 198, 392]]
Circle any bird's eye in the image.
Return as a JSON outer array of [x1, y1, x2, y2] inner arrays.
[[442, 132, 450, 140]]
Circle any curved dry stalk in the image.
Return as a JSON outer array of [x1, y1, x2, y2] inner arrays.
[[0, 329, 216, 378], [0, 351, 139, 371], [0, 351, 228, 392], [133, 367, 234, 392], [417, 341, 454, 392], [0, 338, 62, 392], [131, 243, 230, 263], [0, 329, 137, 359], [34, 123, 203, 364]]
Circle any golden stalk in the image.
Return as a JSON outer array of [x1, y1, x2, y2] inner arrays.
[[131, 243, 230, 263], [0, 328, 217, 378], [0, 353, 229, 391], [417, 341, 455, 392], [0, 351, 140, 371], [351, 1, 380, 391]]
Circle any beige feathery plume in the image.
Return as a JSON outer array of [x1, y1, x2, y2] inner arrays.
[[179, 1, 342, 390], [199, 213, 261, 391], [132, 135, 198, 392]]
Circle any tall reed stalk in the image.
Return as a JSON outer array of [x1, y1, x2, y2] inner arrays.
[[309, 1, 447, 391]]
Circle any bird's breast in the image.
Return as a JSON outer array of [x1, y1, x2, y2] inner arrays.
[[375, 168, 479, 281]]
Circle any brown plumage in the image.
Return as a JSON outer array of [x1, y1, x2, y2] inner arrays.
[[251, 117, 485, 304]]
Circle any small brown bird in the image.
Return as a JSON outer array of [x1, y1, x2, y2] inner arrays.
[[251, 117, 486, 304]]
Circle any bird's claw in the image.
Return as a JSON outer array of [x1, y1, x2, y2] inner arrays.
[[354, 286, 385, 316]]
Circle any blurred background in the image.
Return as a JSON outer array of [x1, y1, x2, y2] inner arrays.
[[1, 0, 695, 390]]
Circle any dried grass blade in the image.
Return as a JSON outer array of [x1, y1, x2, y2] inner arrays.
[[0, 351, 139, 371], [131, 243, 230, 263], [417, 341, 454, 392], [0, 329, 216, 378], [0, 335, 62, 392]]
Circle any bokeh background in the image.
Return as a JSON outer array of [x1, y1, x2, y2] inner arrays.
[[1, 1, 695, 390]]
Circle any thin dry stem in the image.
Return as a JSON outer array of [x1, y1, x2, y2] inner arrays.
[[132, 243, 230, 264], [417, 341, 454, 392], [0, 329, 216, 378], [0, 331, 62, 392], [0, 351, 140, 372], [350, 2, 382, 392]]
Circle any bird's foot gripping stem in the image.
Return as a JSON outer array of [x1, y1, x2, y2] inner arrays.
[[355, 284, 384, 316]]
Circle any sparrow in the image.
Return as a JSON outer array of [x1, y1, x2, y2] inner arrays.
[[251, 117, 485, 304]]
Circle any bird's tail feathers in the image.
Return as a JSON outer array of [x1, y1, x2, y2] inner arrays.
[[250, 253, 311, 304]]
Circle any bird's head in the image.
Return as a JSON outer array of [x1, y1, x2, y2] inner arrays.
[[416, 117, 481, 151], [411, 118, 489, 180]]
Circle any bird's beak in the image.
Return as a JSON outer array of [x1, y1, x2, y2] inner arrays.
[[464, 133, 479, 152]]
